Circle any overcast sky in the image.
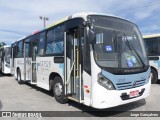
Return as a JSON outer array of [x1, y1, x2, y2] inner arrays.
[[0, 0, 160, 44]]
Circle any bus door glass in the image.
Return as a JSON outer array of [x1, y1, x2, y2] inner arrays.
[[24, 42, 31, 81], [0, 49, 2, 71], [31, 40, 38, 83], [65, 28, 82, 101], [11, 43, 17, 75]]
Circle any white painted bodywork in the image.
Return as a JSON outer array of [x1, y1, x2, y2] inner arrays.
[[2, 61, 11, 74], [92, 79, 150, 109], [88, 46, 151, 109], [12, 12, 151, 109], [14, 56, 64, 91]]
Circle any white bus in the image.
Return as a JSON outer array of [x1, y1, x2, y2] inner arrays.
[[11, 13, 151, 109], [143, 34, 160, 84], [0, 45, 11, 74]]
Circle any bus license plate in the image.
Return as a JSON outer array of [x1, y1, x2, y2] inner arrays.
[[129, 90, 139, 98]]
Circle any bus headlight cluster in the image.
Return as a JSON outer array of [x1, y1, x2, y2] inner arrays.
[[97, 73, 115, 90]]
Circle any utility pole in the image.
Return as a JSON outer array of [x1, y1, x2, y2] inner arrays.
[[39, 16, 49, 28]]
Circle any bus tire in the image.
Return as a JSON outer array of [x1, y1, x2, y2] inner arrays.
[[53, 76, 68, 104], [151, 68, 158, 84], [17, 69, 23, 84]]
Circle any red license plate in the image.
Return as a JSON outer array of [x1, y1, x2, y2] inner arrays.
[[129, 90, 139, 98]]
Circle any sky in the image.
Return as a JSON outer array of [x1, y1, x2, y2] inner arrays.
[[0, 0, 160, 44]]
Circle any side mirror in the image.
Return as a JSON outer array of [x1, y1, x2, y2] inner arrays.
[[86, 21, 95, 44], [89, 29, 95, 44]]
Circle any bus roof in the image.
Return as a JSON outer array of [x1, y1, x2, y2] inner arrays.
[[15, 12, 133, 43], [46, 12, 130, 29], [143, 34, 160, 39], [12, 36, 27, 43]]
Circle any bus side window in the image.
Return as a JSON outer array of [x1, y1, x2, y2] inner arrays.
[[38, 32, 46, 56], [17, 41, 23, 57], [13, 43, 18, 58], [46, 25, 64, 55], [25, 43, 30, 57]]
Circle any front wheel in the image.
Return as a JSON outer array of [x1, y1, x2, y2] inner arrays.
[[53, 76, 68, 104], [151, 68, 158, 84]]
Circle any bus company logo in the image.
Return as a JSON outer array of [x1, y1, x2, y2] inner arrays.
[[133, 81, 137, 87]]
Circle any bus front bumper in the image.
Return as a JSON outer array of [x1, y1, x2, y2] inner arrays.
[[91, 80, 151, 109]]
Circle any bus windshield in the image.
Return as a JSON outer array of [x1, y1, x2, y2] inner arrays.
[[88, 15, 149, 73], [4, 47, 11, 63]]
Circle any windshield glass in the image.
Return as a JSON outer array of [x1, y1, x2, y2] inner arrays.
[[88, 15, 148, 71], [4, 47, 11, 63]]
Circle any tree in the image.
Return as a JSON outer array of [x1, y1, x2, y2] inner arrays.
[[0, 42, 6, 48]]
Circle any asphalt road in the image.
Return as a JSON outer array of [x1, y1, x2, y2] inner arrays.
[[0, 73, 160, 120]]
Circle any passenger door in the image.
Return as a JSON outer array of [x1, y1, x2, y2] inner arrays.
[[65, 27, 83, 102], [24, 41, 32, 81], [31, 41, 38, 83]]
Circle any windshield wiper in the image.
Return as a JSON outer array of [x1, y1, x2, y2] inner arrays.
[[124, 33, 145, 68]]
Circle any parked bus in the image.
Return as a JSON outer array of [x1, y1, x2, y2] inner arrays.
[[0, 45, 11, 74], [11, 12, 151, 109], [143, 34, 160, 84]]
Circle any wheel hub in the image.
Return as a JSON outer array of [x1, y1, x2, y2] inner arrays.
[[54, 83, 62, 97]]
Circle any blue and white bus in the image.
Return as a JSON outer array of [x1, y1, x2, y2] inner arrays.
[[144, 34, 160, 84], [11, 12, 151, 109]]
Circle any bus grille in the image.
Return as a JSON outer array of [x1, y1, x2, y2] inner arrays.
[[116, 79, 146, 90]]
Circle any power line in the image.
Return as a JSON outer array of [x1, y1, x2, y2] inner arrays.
[[0, 29, 27, 35], [0, 36, 25, 39], [110, 2, 160, 13]]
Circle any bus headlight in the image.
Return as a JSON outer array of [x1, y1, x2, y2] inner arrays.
[[97, 73, 115, 90]]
